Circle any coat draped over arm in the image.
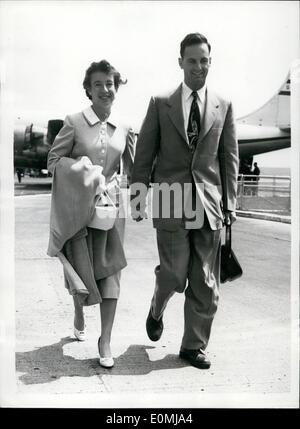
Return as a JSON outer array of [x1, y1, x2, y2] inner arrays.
[[47, 156, 127, 306]]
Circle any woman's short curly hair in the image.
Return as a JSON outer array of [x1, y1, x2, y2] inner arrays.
[[83, 60, 127, 100]]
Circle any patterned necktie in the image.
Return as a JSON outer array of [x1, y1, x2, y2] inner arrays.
[[187, 91, 201, 149]]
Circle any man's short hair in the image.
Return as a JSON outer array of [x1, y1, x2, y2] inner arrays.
[[180, 33, 211, 58]]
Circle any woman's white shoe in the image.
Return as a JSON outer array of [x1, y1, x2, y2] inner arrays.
[[99, 356, 114, 368], [98, 336, 114, 368], [74, 326, 86, 341]]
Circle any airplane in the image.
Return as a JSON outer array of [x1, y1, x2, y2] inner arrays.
[[14, 73, 291, 178], [236, 73, 290, 174], [14, 119, 64, 175]]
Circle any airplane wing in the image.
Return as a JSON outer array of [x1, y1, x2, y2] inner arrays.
[[237, 124, 290, 157]]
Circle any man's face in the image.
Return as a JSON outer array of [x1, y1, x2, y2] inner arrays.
[[178, 43, 211, 90]]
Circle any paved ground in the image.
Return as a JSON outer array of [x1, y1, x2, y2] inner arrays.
[[14, 176, 52, 196], [11, 191, 298, 408]]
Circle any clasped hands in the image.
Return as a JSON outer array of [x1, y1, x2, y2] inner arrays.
[[131, 209, 148, 222]]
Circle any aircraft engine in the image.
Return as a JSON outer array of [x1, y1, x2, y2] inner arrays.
[[14, 119, 64, 170]]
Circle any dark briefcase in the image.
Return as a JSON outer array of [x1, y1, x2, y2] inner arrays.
[[220, 225, 243, 283]]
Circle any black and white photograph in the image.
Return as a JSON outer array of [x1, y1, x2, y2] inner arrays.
[[0, 0, 299, 410]]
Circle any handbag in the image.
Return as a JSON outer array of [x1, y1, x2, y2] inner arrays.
[[220, 224, 243, 283], [88, 191, 118, 231]]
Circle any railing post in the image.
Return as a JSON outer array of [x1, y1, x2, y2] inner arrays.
[[240, 175, 244, 210], [288, 177, 291, 213]]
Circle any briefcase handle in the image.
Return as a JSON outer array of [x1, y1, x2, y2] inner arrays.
[[225, 225, 232, 251]]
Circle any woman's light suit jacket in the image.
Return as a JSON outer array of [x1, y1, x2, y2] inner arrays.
[[47, 106, 135, 193], [47, 106, 135, 305]]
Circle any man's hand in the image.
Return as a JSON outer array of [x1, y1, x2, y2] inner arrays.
[[224, 210, 236, 226]]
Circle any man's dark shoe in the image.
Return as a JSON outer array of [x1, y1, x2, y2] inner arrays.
[[146, 308, 163, 341], [179, 348, 211, 369]]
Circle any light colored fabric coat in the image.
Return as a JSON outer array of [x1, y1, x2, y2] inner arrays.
[[47, 156, 100, 257], [47, 156, 127, 305]]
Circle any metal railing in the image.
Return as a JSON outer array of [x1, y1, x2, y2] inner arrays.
[[119, 173, 291, 215], [237, 174, 291, 214]]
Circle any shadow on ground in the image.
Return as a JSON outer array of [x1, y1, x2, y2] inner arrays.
[[16, 337, 189, 385]]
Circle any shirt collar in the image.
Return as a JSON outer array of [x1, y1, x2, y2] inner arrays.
[[182, 81, 207, 103], [82, 106, 118, 127]]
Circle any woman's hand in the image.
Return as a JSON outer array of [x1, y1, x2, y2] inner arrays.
[[76, 156, 106, 194], [95, 165, 106, 195], [80, 155, 93, 166]]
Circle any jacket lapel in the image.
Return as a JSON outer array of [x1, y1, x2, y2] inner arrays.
[[198, 89, 219, 142], [167, 85, 220, 145], [167, 84, 188, 144]]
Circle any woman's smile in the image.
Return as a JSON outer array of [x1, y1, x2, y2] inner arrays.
[[99, 94, 112, 101], [88, 71, 117, 112]]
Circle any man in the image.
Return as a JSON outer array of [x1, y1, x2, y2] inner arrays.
[[16, 168, 24, 184], [252, 162, 260, 195], [130, 33, 239, 369]]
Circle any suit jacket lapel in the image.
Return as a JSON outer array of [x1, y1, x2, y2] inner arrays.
[[198, 89, 219, 142], [167, 84, 188, 144], [167, 85, 220, 146]]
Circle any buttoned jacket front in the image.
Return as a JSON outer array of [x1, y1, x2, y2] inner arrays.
[[47, 106, 135, 191]]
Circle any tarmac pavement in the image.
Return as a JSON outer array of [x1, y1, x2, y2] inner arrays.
[[12, 192, 298, 408]]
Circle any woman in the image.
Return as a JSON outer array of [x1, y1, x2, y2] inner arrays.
[[47, 60, 134, 368]]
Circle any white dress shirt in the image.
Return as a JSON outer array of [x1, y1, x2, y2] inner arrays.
[[181, 82, 206, 142]]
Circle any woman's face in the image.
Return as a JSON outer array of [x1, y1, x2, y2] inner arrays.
[[88, 71, 117, 110]]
